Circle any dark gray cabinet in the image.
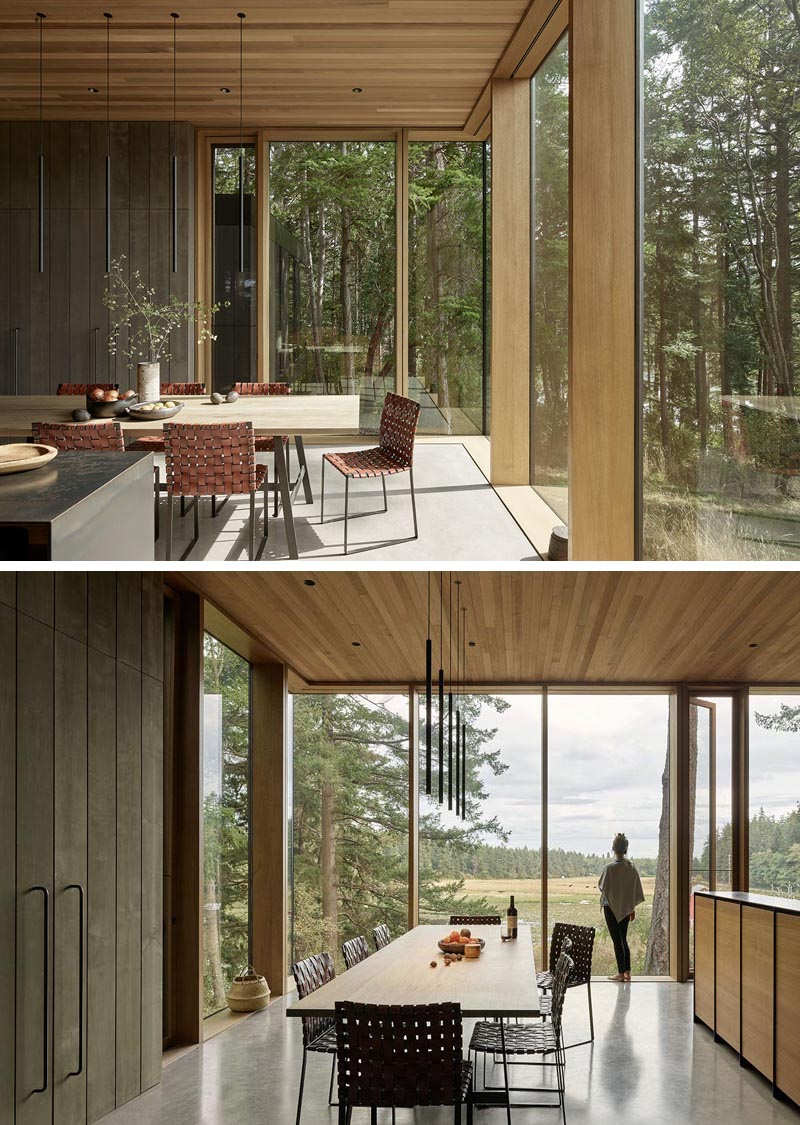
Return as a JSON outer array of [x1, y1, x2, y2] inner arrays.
[[4, 573, 164, 1124]]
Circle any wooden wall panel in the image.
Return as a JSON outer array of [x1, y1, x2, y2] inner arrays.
[[776, 912, 800, 1105], [117, 572, 142, 672], [568, 0, 637, 560], [17, 571, 53, 626], [0, 600, 15, 1124], [741, 905, 773, 1080], [87, 572, 116, 659], [140, 673, 163, 1092], [694, 895, 714, 1029], [0, 121, 195, 393], [55, 572, 88, 644], [86, 648, 117, 1124], [714, 900, 740, 1050], [115, 668, 143, 1107], [53, 632, 88, 1125], [489, 78, 531, 485], [251, 662, 288, 997]]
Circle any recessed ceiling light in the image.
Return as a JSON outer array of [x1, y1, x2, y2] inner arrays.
[[220, 87, 231, 94], [352, 87, 363, 93], [469, 641, 476, 648], [351, 641, 361, 647], [748, 642, 759, 648], [303, 578, 316, 587], [88, 87, 99, 93]]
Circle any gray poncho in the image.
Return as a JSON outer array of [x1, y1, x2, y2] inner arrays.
[[598, 857, 645, 922]]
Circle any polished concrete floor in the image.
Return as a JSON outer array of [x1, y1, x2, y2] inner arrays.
[[99, 984, 796, 1125], [152, 442, 541, 562]]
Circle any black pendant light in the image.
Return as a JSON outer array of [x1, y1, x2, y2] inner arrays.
[[103, 13, 112, 271], [170, 14, 180, 273], [425, 572, 432, 796], [455, 580, 462, 818], [461, 605, 468, 820], [437, 572, 444, 805], [447, 576, 454, 811], [36, 13, 46, 273], [237, 13, 246, 274]]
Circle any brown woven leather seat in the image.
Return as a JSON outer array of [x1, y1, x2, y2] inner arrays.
[[449, 915, 501, 926], [341, 935, 370, 971], [56, 382, 118, 395], [32, 420, 125, 451], [163, 421, 268, 561], [126, 383, 207, 453], [230, 382, 310, 513], [321, 392, 421, 554], [292, 951, 338, 1125], [335, 1001, 473, 1121], [160, 382, 207, 395], [372, 923, 391, 951]]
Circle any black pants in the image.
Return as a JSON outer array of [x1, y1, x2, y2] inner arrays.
[[604, 905, 631, 974]]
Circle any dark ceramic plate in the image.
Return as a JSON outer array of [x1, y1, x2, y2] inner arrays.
[[127, 401, 185, 421], [86, 395, 137, 418]]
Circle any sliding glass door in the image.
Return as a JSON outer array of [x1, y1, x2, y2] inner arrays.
[[211, 144, 257, 391], [748, 692, 800, 900]]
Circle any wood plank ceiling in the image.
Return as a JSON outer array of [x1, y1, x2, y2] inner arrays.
[[178, 571, 800, 687], [0, 1, 531, 126]]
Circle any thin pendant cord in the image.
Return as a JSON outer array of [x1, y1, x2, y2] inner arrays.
[[438, 571, 444, 804], [36, 13, 45, 273], [170, 13, 179, 274], [237, 13, 246, 273], [103, 13, 112, 273], [462, 606, 467, 819], [425, 571, 432, 796]]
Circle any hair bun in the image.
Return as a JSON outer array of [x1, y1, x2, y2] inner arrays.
[[613, 832, 629, 854]]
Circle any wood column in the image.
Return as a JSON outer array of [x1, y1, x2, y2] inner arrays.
[[568, 0, 637, 559], [490, 79, 531, 485], [672, 686, 690, 981], [251, 661, 288, 997]]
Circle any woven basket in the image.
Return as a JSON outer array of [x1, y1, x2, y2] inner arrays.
[[226, 966, 271, 1013]]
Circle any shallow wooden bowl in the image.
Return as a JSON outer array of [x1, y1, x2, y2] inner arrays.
[[437, 938, 485, 955], [0, 443, 58, 475]]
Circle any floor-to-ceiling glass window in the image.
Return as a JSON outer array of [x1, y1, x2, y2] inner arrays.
[[211, 144, 257, 392], [269, 142, 396, 432], [202, 634, 251, 1017], [290, 694, 409, 970], [408, 141, 488, 435], [641, 1, 800, 559], [749, 692, 800, 899], [418, 694, 542, 953], [546, 693, 671, 976], [531, 33, 569, 523]]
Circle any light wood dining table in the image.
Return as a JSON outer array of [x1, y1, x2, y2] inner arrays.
[[287, 924, 540, 1118], [0, 393, 361, 559]]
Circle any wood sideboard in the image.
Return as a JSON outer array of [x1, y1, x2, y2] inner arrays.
[[694, 890, 800, 1106]]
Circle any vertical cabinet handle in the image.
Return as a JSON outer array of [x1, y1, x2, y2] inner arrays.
[[29, 886, 49, 1094], [93, 328, 100, 382], [65, 884, 85, 1077], [13, 326, 21, 395]]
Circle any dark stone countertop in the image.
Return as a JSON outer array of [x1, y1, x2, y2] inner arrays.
[[0, 450, 152, 523], [694, 889, 800, 914]]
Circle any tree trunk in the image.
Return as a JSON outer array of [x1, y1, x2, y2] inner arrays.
[[320, 773, 338, 944], [427, 143, 451, 424], [644, 733, 671, 975], [775, 121, 794, 395], [204, 873, 227, 1011], [340, 142, 356, 395], [693, 191, 708, 450], [364, 304, 390, 399], [302, 183, 326, 388]]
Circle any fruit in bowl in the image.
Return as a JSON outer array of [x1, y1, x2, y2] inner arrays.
[[437, 931, 485, 954]]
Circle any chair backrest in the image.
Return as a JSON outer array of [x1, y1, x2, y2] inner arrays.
[[378, 393, 420, 467], [161, 382, 207, 396], [341, 935, 370, 971], [56, 383, 119, 396], [335, 1001, 464, 1109], [448, 915, 501, 926], [548, 922, 595, 985], [32, 420, 124, 452], [548, 948, 574, 1035], [163, 421, 257, 497], [292, 951, 336, 1048], [372, 923, 391, 951], [233, 381, 291, 395]]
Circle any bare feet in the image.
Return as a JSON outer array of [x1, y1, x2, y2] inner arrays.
[[608, 973, 625, 981], [624, 972, 631, 982]]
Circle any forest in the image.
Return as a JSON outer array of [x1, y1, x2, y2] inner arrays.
[[642, 0, 800, 558]]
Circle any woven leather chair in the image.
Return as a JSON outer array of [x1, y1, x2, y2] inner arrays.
[[162, 421, 268, 561], [468, 948, 571, 1124], [449, 915, 501, 927], [292, 951, 338, 1125], [126, 384, 208, 519], [372, 923, 391, 951], [335, 1001, 473, 1124], [538, 922, 596, 1047], [32, 420, 124, 451], [341, 935, 370, 971], [159, 382, 207, 395], [56, 382, 119, 395], [231, 381, 310, 516], [321, 392, 420, 555]]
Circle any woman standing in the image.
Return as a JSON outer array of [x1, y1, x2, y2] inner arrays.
[[598, 832, 645, 982]]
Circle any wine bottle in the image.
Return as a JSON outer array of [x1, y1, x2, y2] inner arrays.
[[506, 895, 518, 940]]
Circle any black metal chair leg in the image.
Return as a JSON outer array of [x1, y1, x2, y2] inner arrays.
[[454, 1102, 461, 1124], [180, 495, 185, 518], [587, 979, 594, 1041], [295, 434, 314, 503], [193, 494, 200, 542], [370, 1108, 377, 1125], [249, 491, 256, 560], [409, 466, 419, 539], [295, 1049, 307, 1125], [211, 495, 216, 517], [153, 465, 160, 541], [263, 476, 269, 541], [382, 474, 387, 512], [166, 494, 174, 560], [320, 457, 326, 524], [344, 475, 349, 555], [328, 1054, 336, 1105]]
